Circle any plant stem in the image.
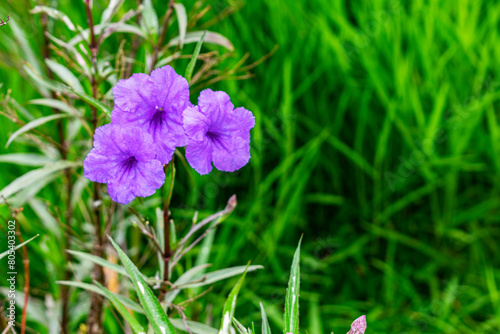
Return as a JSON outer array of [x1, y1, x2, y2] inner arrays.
[[84, 1, 105, 333], [149, 0, 175, 73], [159, 159, 175, 301], [40, 9, 74, 333]]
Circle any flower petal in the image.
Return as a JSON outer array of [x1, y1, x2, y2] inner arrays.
[[112, 73, 156, 113], [133, 160, 166, 197], [229, 107, 255, 141], [198, 89, 234, 124], [150, 65, 189, 110], [211, 135, 250, 172], [109, 125, 156, 162], [83, 147, 118, 183], [185, 139, 213, 175], [183, 105, 210, 142]]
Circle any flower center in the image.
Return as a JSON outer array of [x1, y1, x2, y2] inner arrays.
[[206, 131, 220, 141], [149, 106, 164, 134], [122, 156, 138, 172]]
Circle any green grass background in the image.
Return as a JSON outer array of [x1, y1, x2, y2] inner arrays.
[[1, 0, 500, 333]]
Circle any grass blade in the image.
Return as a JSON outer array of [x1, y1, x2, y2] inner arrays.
[[260, 302, 272, 334], [67, 250, 128, 276], [72, 90, 112, 117], [0, 153, 54, 166], [218, 262, 250, 334], [181, 265, 263, 288], [94, 281, 146, 334], [45, 59, 84, 92], [0, 234, 39, 260], [0, 161, 80, 200], [108, 235, 177, 334], [185, 30, 206, 84], [6, 113, 70, 148], [284, 237, 302, 334], [173, 3, 187, 48], [56, 280, 144, 313]]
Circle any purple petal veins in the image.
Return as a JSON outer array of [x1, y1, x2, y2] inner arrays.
[[183, 89, 255, 175], [83, 124, 165, 204]]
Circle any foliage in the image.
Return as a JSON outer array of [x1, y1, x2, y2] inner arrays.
[[1, 0, 500, 333]]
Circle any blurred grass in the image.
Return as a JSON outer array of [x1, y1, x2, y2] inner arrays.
[[1, 0, 500, 333]]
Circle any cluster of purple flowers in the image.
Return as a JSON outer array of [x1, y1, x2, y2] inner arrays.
[[83, 66, 254, 204]]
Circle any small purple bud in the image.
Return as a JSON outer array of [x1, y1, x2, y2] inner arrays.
[[347, 315, 367, 334]]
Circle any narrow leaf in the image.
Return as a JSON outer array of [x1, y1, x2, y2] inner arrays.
[[94, 281, 146, 334], [170, 319, 218, 334], [284, 237, 302, 334], [28, 98, 77, 115], [141, 0, 159, 38], [218, 262, 250, 334], [67, 250, 128, 276], [108, 236, 177, 334], [168, 31, 234, 51], [31, 6, 76, 31], [0, 161, 80, 200], [260, 302, 272, 334], [100, 0, 125, 24], [0, 153, 54, 166], [0, 234, 39, 260], [45, 59, 85, 92], [185, 30, 205, 84], [56, 280, 144, 313], [6, 113, 70, 148], [181, 265, 263, 288], [173, 4, 187, 48], [73, 90, 112, 116]]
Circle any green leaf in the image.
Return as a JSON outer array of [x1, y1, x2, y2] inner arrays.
[[173, 4, 187, 48], [218, 263, 250, 334], [100, 0, 125, 24], [108, 235, 177, 334], [94, 281, 146, 334], [185, 30, 205, 84], [260, 302, 272, 334], [67, 250, 128, 276], [164, 264, 211, 305], [0, 234, 39, 260], [56, 280, 144, 313], [45, 59, 85, 92], [284, 237, 302, 334], [31, 6, 76, 31], [0, 153, 54, 166], [233, 318, 249, 334], [0, 161, 80, 200], [73, 90, 112, 117], [168, 31, 234, 51], [28, 98, 78, 115], [68, 23, 146, 46], [6, 113, 70, 148], [10, 18, 45, 92], [181, 265, 263, 288], [141, 0, 159, 39], [23, 64, 66, 95], [170, 319, 218, 334]]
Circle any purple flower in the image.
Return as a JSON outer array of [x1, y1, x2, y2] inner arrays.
[[83, 124, 165, 204], [111, 65, 190, 164], [182, 89, 255, 175], [347, 315, 367, 334]]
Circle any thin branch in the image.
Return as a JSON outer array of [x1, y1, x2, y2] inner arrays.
[[0, 13, 10, 27], [149, 0, 175, 73]]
